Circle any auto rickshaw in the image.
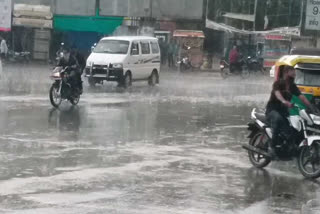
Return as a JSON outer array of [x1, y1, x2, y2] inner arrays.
[[274, 55, 320, 113]]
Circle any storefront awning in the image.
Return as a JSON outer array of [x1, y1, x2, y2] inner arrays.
[[205, 18, 251, 34], [222, 13, 255, 22], [205, 18, 301, 36], [54, 16, 123, 34], [173, 30, 205, 38]]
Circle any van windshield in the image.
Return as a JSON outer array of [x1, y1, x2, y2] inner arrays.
[[93, 40, 129, 54], [295, 69, 320, 86]]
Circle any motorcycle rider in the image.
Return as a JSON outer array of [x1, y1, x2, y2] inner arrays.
[[266, 66, 314, 158], [229, 45, 242, 72], [57, 47, 83, 94]]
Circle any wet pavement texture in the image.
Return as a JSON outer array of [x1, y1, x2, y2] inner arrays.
[[0, 64, 319, 214]]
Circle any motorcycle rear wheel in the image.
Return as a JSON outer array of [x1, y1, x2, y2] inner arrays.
[[49, 84, 62, 108], [241, 69, 250, 79], [298, 143, 320, 179], [248, 132, 271, 168]]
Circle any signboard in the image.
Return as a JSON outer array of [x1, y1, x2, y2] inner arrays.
[[0, 0, 12, 31], [55, 0, 96, 16], [99, 0, 203, 20], [13, 18, 52, 29], [305, 0, 320, 30]]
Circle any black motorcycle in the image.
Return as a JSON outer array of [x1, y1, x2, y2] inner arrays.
[[246, 56, 266, 75], [177, 56, 193, 72], [49, 66, 81, 108], [220, 58, 250, 79], [7, 50, 31, 63]]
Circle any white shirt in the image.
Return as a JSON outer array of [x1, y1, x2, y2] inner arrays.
[[0, 39, 8, 54]]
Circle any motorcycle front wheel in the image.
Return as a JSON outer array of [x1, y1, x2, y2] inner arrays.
[[220, 69, 229, 79], [248, 132, 271, 168], [70, 95, 80, 106], [49, 84, 62, 108], [298, 143, 320, 179]]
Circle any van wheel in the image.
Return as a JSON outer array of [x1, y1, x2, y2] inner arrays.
[[148, 71, 158, 86], [122, 72, 132, 88]]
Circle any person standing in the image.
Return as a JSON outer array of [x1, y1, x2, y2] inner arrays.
[[159, 38, 168, 66], [0, 37, 8, 60], [168, 40, 175, 68]]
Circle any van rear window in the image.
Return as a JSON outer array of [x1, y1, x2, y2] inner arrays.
[[141, 42, 151, 55], [151, 42, 160, 54]]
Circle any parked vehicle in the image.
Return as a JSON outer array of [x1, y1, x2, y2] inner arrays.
[[7, 50, 31, 63], [85, 36, 160, 88], [220, 57, 250, 79], [49, 66, 81, 108], [177, 55, 193, 72], [246, 56, 266, 75], [243, 105, 320, 179]]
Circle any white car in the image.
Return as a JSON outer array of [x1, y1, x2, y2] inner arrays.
[[269, 65, 275, 78], [85, 36, 161, 88]]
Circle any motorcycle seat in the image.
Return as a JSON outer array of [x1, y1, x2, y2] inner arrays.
[[255, 113, 267, 124]]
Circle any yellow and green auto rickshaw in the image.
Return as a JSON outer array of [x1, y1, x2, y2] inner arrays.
[[274, 55, 320, 113]]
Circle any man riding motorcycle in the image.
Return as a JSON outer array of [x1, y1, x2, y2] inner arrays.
[[266, 66, 315, 158], [229, 45, 242, 72], [57, 48, 83, 94]]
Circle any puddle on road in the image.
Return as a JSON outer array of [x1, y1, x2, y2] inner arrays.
[[0, 69, 316, 213]]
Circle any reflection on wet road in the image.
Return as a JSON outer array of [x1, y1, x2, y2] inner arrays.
[[0, 66, 318, 213]]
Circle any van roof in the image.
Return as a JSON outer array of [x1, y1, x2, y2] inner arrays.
[[100, 36, 158, 42]]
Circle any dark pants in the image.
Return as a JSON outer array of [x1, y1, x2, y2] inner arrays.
[[168, 53, 174, 67], [69, 70, 83, 91], [0, 53, 6, 60], [266, 110, 290, 148]]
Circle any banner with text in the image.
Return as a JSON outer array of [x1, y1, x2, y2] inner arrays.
[[0, 0, 12, 31]]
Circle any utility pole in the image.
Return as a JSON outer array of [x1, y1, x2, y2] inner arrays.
[[149, 0, 153, 18], [288, 0, 292, 26], [253, 0, 258, 31]]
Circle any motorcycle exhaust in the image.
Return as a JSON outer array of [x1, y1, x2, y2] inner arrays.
[[242, 144, 271, 158]]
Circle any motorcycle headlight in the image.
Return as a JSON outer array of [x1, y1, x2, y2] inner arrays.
[[113, 63, 123, 69], [51, 72, 61, 78]]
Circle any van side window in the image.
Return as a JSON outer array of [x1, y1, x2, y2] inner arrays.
[[141, 42, 151, 55], [131, 42, 139, 55], [151, 42, 160, 54]]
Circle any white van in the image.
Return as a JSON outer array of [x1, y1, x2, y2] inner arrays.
[[85, 36, 161, 87]]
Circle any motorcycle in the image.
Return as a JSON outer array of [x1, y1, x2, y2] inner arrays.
[[49, 66, 81, 108], [177, 46, 193, 72], [220, 58, 250, 79], [243, 105, 320, 179], [177, 56, 193, 72], [246, 56, 266, 75], [7, 50, 31, 63]]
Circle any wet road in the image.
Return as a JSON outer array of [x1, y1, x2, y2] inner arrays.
[[0, 64, 319, 214]]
